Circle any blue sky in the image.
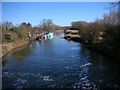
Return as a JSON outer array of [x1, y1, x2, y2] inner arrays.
[[2, 2, 110, 26]]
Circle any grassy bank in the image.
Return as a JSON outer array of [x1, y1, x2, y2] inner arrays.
[[2, 39, 29, 57]]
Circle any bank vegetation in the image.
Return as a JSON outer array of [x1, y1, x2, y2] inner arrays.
[[0, 19, 64, 57], [64, 3, 120, 58]]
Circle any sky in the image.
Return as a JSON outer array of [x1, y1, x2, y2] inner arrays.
[[2, 2, 110, 26]]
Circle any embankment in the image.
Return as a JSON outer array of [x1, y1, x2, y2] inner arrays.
[[2, 39, 29, 57], [64, 30, 83, 42]]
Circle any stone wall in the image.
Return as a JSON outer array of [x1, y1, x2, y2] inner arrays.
[[64, 30, 82, 42]]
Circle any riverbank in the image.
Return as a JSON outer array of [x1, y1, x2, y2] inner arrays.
[[1, 30, 64, 58], [2, 39, 29, 57], [64, 30, 120, 59]]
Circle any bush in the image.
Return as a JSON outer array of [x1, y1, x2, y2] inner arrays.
[[4, 39, 13, 43], [11, 32, 19, 42]]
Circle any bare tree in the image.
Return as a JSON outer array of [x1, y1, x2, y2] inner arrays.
[[103, 10, 119, 25], [109, 1, 120, 25], [39, 19, 55, 32], [2, 22, 13, 31]]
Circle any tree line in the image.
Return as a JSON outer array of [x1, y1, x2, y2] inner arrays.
[[71, 7, 120, 45], [70, 3, 120, 58], [1, 19, 63, 44]]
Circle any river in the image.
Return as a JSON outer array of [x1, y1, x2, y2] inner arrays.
[[2, 32, 120, 89]]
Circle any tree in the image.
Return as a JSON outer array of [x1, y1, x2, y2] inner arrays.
[[18, 22, 32, 39], [105, 2, 120, 25], [2, 22, 14, 42], [2, 22, 13, 31], [0, 24, 2, 43], [71, 21, 88, 37], [39, 19, 55, 32], [102, 2, 120, 47], [103, 10, 119, 25]]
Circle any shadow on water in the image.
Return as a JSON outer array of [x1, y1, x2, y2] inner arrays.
[[79, 45, 120, 89], [12, 45, 31, 60]]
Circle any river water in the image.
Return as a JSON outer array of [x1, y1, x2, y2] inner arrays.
[[2, 32, 120, 89]]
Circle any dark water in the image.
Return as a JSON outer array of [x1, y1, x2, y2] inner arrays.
[[2, 33, 120, 89]]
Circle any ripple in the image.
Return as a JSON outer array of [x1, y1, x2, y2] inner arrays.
[[2, 72, 9, 77], [64, 66, 73, 70], [73, 79, 97, 90], [67, 55, 77, 58], [70, 47, 80, 50], [42, 76, 53, 82], [14, 78, 27, 88], [2, 66, 7, 70], [80, 63, 91, 68]]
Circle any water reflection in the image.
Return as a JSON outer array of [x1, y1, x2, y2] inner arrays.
[[87, 51, 120, 89], [12, 45, 31, 60]]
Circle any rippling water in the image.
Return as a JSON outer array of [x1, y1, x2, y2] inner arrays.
[[2, 33, 120, 89]]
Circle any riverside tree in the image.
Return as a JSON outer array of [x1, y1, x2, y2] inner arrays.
[[39, 19, 55, 32], [2, 22, 32, 43]]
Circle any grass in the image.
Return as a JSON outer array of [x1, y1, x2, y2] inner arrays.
[[4, 39, 14, 44]]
